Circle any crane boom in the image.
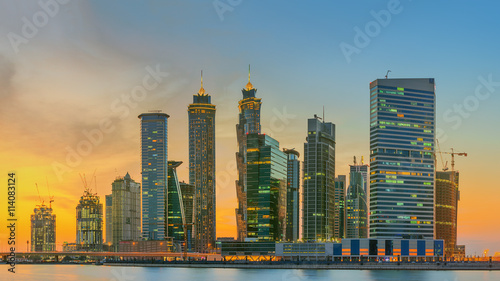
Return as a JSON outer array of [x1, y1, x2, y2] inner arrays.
[[35, 183, 44, 206], [441, 148, 467, 172]]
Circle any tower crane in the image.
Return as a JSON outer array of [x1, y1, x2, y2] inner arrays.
[[35, 183, 44, 207], [46, 177, 54, 209], [435, 139, 448, 171], [441, 148, 467, 172]]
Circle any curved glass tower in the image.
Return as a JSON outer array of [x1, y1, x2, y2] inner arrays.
[[139, 112, 169, 241], [369, 78, 435, 239]]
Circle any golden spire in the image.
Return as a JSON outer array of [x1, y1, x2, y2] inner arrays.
[[198, 70, 205, 95], [245, 64, 254, 90]]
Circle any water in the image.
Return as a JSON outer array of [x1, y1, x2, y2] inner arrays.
[[1, 265, 499, 281]]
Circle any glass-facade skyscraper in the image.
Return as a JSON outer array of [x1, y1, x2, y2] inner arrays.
[[167, 161, 186, 244], [246, 133, 287, 241], [105, 195, 112, 244], [235, 68, 262, 241], [138, 112, 169, 241], [283, 148, 300, 242], [303, 117, 337, 241], [188, 76, 216, 252], [335, 175, 346, 239], [346, 170, 368, 238], [180, 181, 195, 251], [369, 78, 435, 239]]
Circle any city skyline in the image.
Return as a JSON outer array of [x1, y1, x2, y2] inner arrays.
[[1, 1, 499, 256]]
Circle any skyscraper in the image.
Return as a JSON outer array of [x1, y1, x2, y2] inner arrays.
[[345, 170, 368, 238], [109, 173, 141, 251], [303, 116, 336, 241], [138, 112, 169, 241], [76, 190, 103, 251], [436, 170, 459, 258], [335, 175, 346, 239], [105, 195, 112, 244], [180, 181, 195, 251], [235, 66, 262, 241], [31, 204, 56, 252], [283, 148, 300, 242], [167, 161, 186, 244], [188, 73, 216, 252], [346, 157, 369, 238], [350, 156, 369, 194], [246, 133, 287, 241], [369, 78, 435, 239]]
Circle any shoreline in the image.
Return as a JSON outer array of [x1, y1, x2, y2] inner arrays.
[[101, 262, 500, 270]]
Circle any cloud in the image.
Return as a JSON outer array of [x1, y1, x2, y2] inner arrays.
[[0, 55, 15, 98]]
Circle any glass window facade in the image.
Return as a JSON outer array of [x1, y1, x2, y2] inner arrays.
[[283, 149, 300, 242], [235, 80, 262, 241], [167, 161, 186, 243], [246, 134, 287, 241], [180, 182, 195, 251], [303, 118, 337, 241], [188, 91, 216, 253], [369, 78, 435, 239], [138, 112, 169, 241], [346, 171, 368, 238]]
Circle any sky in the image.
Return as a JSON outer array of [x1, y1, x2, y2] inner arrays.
[[0, 0, 499, 255]]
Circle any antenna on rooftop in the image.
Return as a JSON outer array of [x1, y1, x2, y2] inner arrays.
[[385, 70, 391, 79]]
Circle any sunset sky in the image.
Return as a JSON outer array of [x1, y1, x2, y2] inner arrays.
[[1, 1, 499, 255]]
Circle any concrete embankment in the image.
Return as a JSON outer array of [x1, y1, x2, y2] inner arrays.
[[106, 262, 500, 270]]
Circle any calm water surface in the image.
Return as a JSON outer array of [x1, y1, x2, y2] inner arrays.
[[1, 265, 499, 281]]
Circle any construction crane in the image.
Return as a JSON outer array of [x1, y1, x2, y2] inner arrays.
[[79, 173, 91, 194], [441, 148, 467, 172], [46, 177, 54, 209], [35, 183, 44, 207], [435, 139, 448, 171]]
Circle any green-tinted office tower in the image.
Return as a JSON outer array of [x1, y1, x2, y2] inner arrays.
[[246, 133, 287, 241], [303, 117, 336, 241], [335, 175, 346, 239], [167, 161, 186, 244]]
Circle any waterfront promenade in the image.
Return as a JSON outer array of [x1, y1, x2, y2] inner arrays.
[[105, 261, 500, 270]]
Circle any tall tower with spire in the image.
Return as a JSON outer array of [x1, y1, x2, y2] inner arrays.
[[235, 65, 263, 241], [188, 71, 216, 253]]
